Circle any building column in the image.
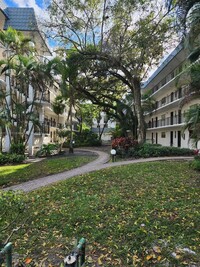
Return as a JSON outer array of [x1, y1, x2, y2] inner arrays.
[[4, 75, 11, 152], [27, 85, 34, 156]]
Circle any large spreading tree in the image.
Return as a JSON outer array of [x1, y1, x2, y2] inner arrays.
[[46, 0, 176, 142]]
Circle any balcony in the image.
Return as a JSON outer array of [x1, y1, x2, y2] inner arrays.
[[147, 114, 184, 129], [35, 91, 50, 103], [34, 121, 50, 134]]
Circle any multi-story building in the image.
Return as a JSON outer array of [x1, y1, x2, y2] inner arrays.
[[0, 2, 70, 155], [142, 43, 199, 149], [92, 111, 116, 143]]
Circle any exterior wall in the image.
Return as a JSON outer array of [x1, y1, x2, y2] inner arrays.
[[143, 45, 200, 150], [0, 10, 6, 30], [92, 112, 116, 142]]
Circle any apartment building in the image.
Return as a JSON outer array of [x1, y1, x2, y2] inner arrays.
[[0, 2, 70, 155], [142, 43, 200, 149], [92, 111, 116, 142]]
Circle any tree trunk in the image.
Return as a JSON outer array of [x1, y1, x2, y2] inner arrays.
[[132, 78, 146, 143]]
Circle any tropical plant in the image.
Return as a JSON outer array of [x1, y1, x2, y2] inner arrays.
[[35, 143, 59, 157], [0, 27, 53, 154], [182, 104, 200, 147], [52, 95, 66, 126]]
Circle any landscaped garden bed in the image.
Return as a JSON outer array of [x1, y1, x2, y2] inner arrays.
[[112, 138, 194, 159], [0, 161, 199, 266]]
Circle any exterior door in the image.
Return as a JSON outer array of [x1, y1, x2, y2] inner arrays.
[[156, 133, 158, 144], [152, 133, 154, 144], [170, 112, 174, 125], [170, 131, 173, 146], [177, 131, 181, 147]]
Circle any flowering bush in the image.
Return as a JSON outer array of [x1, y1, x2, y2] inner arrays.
[[193, 149, 199, 155], [112, 137, 138, 150]]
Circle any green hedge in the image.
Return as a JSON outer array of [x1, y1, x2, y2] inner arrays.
[[116, 143, 194, 158], [0, 153, 25, 165], [64, 130, 102, 147]]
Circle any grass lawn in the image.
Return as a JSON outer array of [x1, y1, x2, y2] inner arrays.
[[0, 155, 96, 188], [0, 161, 200, 266]]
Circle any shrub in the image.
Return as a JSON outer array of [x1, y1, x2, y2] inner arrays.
[[112, 137, 138, 150], [10, 143, 25, 155], [68, 130, 102, 147], [190, 159, 200, 171], [0, 153, 25, 165], [115, 143, 194, 158], [36, 143, 59, 157]]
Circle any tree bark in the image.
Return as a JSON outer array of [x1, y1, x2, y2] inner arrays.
[[132, 78, 146, 143]]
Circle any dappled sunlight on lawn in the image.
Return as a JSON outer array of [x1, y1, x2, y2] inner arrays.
[[0, 164, 31, 176]]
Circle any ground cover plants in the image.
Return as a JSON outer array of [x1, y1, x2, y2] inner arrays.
[[0, 161, 199, 266], [112, 139, 194, 158], [0, 155, 96, 188]]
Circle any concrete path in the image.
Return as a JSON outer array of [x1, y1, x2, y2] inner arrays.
[[2, 149, 193, 193]]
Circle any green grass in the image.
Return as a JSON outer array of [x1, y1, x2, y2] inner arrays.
[[0, 161, 200, 266], [0, 155, 96, 188]]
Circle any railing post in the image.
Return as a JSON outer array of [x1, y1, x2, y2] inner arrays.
[[0, 243, 12, 267], [64, 238, 86, 267]]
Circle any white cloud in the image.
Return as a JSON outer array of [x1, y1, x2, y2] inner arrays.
[[9, 0, 47, 18]]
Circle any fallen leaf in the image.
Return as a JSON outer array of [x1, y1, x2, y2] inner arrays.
[[153, 246, 161, 253], [146, 254, 153, 260], [24, 258, 32, 264], [97, 255, 104, 265]]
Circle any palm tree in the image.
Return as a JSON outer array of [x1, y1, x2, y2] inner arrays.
[[182, 104, 200, 147], [52, 95, 66, 128], [0, 27, 53, 153]]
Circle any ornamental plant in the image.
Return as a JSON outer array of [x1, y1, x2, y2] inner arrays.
[[112, 137, 138, 150]]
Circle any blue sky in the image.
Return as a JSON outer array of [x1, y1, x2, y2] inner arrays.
[[3, 0, 47, 17], [4, 0, 44, 8]]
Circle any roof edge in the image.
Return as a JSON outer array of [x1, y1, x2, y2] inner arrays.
[[142, 42, 184, 88]]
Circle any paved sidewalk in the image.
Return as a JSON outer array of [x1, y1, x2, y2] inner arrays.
[[2, 149, 193, 193]]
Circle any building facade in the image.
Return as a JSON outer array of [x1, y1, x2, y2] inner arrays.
[[142, 43, 200, 149], [0, 2, 70, 155], [92, 111, 116, 143]]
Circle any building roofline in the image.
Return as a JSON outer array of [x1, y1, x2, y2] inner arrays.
[[142, 42, 184, 88], [3, 7, 51, 55], [0, 7, 8, 18]]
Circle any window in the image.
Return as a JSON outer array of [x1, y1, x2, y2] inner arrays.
[[161, 114, 166, 126], [161, 78, 166, 87], [153, 85, 158, 93], [178, 88, 182, 98], [161, 132, 166, 138], [170, 92, 174, 102], [161, 97, 166, 105]]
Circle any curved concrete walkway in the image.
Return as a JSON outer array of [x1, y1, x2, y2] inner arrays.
[[2, 149, 193, 193]]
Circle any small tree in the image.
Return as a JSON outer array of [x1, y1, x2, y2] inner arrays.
[[182, 104, 200, 147], [52, 95, 66, 126]]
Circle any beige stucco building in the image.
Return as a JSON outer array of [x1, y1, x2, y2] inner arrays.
[[0, 2, 70, 155], [142, 43, 199, 149]]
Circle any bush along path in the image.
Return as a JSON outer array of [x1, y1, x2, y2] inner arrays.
[[2, 148, 193, 192]]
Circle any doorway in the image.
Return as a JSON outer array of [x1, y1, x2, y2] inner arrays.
[[177, 131, 181, 147], [170, 131, 173, 146]]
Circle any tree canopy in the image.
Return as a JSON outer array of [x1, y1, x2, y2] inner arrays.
[[46, 0, 176, 142]]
